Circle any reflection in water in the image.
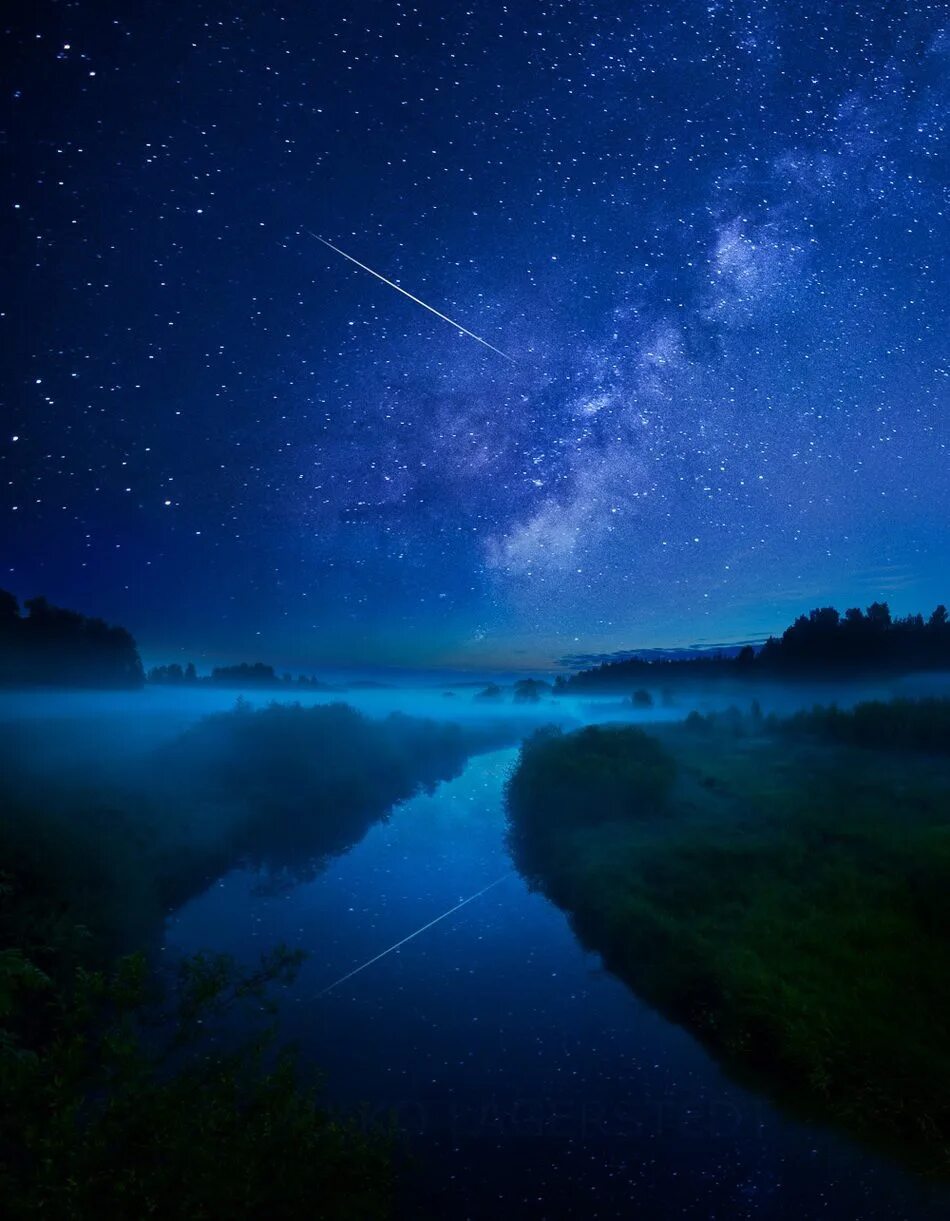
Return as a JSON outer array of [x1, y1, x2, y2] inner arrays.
[[167, 747, 950, 1220], [317, 870, 514, 997]]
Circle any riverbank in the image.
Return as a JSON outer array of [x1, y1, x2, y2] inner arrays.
[[505, 702, 950, 1174], [0, 701, 523, 1218]]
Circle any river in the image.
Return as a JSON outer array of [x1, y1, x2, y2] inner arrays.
[[165, 744, 950, 1220]]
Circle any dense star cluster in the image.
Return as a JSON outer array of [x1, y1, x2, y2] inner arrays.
[[4, 2, 948, 667]]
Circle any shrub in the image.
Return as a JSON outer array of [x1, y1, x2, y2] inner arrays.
[[507, 725, 676, 839]]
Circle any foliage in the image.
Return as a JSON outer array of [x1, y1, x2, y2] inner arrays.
[[155, 702, 476, 871], [506, 725, 676, 847], [783, 696, 950, 754], [0, 933, 391, 1219], [0, 590, 143, 689], [512, 678, 550, 703], [557, 601, 950, 690], [506, 707, 950, 1172]]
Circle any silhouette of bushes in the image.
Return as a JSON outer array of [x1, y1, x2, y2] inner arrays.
[[0, 931, 392, 1219], [512, 678, 550, 704]]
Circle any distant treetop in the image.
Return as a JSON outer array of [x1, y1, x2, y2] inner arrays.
[[147, 659, 334, 690], [557, 602, 950, 691], [0, 590, 144, 689]]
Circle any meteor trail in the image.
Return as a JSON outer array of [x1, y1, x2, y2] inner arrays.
[[317, 872, 514, 997], [307, 232, 515, 362]]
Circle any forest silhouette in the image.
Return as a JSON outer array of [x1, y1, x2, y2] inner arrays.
[[0, 590, 143, 688], [559, 603, 950, 691]]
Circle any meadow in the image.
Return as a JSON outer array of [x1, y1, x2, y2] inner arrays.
[[506, 699, 950, 1173]]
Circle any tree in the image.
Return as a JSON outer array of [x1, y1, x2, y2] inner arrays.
[[0, 589, 19, 622], [866, 601, 892, 629], [0, 592, 144, 688], [513, 678, 549, 704]]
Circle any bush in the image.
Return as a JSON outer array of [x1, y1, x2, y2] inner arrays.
[[0, 939, 392, 1219], [507, 725, 676, 841], [784, 697, 950, 755], [504, 707, 950, 1169]]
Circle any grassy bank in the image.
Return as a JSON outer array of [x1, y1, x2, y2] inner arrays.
[[506, 701, 950, 1173]]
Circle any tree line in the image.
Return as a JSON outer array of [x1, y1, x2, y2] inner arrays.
[[147, 661, 335, 689], [0, 589, 144, 689], [557, 602, 950, 691]]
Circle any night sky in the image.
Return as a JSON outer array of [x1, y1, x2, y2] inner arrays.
[[5, 2, 949, 670]]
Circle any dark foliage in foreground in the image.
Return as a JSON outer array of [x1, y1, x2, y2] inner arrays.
[[558, 602, 950, 690], [0, 930, 391, 1219], [0, 590, 143, 689], [506, 699, 950, 1173]]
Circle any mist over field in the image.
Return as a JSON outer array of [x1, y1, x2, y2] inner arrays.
[[2, 641, 950, 1219]]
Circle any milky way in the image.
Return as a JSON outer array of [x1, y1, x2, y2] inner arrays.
[[5, 3, 949, 668]]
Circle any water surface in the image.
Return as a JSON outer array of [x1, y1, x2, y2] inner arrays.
[[167, 747, 950, 1220]]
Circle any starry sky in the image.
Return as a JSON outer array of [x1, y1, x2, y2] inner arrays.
[[5, 1, 949, 670]]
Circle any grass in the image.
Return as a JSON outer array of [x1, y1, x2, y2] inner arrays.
[[506, 703, 950, 1174]]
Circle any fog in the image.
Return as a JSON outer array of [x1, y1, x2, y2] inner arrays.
[[4, 670, 950, 1218], [4, 664, 947, 738], [3, 668, 945, 948]]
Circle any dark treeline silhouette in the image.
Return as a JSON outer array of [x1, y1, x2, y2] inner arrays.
[[0, 589, 144, 688], [148, 660, 336, 690], [557, 602, 950, 691]]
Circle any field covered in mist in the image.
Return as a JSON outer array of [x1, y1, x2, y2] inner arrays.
[[2, 672, 950, 1214]]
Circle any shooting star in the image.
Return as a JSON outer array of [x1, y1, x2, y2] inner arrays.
[[307, 231, 515, 363], [317, 871, 513, 997]]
